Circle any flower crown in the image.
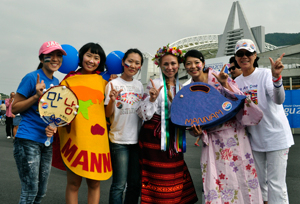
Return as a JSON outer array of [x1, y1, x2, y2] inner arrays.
[[152, 44, 186, 66]]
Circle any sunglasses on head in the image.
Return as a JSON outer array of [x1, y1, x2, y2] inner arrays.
[[236, 51, 254, 58], [228, 66, 236, 72]]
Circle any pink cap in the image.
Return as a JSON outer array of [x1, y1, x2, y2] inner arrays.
[[39, 41, 67, 56]]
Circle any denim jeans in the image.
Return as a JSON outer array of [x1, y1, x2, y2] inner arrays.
[[109, 142, 140, 204], [14, 138, 52, 204]]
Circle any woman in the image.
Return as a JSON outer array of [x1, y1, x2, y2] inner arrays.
[[53, 42, 112, 204], [136, 45, 198, 204], [234, 39, 294, 204], [184, 49, 263, 204], [12, 41, 66, 203], [105, 48, 144, 204]]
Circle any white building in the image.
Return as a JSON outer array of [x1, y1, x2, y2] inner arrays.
[[139, 1, 300, 89]]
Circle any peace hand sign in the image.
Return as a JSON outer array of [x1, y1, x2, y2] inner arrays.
[[269, 53, 285, 78], [212, 64, 229, 86], [149, 78, 163, 102], [109, 83, 123, 102], [36, 74, 45, 97]]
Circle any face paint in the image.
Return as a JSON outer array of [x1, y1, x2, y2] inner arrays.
[[196, 64, 203, 71], [161, 66, 166, 71], [44, 57, 51, 63], [124, 63, 130, 68]]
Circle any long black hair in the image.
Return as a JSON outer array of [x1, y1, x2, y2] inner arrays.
[[253, 55, 260, 67], [37, 54, 44, 70]]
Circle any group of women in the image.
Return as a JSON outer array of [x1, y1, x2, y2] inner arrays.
[[11, 39, 293, 204]]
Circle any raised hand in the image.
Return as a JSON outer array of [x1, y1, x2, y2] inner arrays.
[[269, 53, 285, 78], [109, 83, 123, 102], [149, 78, 163, 102], [109, 74, 118, 81], [212, 64, 229, 85], [36, 74, 46, 97]]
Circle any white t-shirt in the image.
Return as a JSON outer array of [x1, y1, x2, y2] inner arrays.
[[235, 68, 294, 152], [104, 77, 144, 144]]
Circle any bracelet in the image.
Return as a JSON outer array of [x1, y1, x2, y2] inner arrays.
[[273, 83, 283, 88], [272, 75, 282, 82]]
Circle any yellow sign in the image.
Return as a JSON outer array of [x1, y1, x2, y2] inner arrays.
[[58, 74, 112, 180], [38, 86, 79, 126]]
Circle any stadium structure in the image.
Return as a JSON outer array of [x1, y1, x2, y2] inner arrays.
[[139, 1, 300, 89]]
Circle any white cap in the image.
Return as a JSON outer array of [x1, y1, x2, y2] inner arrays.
[[235, 39, 256, 53]]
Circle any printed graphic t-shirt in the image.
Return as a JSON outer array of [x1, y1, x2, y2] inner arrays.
[[235, 68, 294, 152], [105, 77, 143, 144]]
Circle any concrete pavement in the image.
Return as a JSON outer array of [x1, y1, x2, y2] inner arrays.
[[0, 124, 299, 203]]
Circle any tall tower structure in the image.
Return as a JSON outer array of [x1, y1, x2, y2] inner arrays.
[[216, 1, 265, 57]]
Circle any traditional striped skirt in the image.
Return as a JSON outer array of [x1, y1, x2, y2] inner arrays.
[[139, 114, 198, 204]]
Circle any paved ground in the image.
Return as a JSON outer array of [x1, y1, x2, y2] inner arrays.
[[0, 124, 299, 203]]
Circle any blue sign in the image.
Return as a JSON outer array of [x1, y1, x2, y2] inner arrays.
[[206, 63, 229, 74], [206, 62, 223, 72], [283, 90, 300, 128]]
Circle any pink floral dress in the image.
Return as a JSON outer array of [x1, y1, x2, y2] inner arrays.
[[198, 68, 263, 204]]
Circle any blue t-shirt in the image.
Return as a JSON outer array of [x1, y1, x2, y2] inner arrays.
[[16, 69, 59, 144]]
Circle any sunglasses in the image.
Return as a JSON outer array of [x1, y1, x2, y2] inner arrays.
[[228, 66, 236, 72], [236, 51, 254, 58]]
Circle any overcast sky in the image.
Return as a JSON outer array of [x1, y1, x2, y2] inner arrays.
[[1, 0, 299, 95]]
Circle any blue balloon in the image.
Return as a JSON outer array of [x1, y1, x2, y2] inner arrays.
[[105, 51, 124, 74], [58, 44, 79, 74], [100, 71, 111, 82]]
